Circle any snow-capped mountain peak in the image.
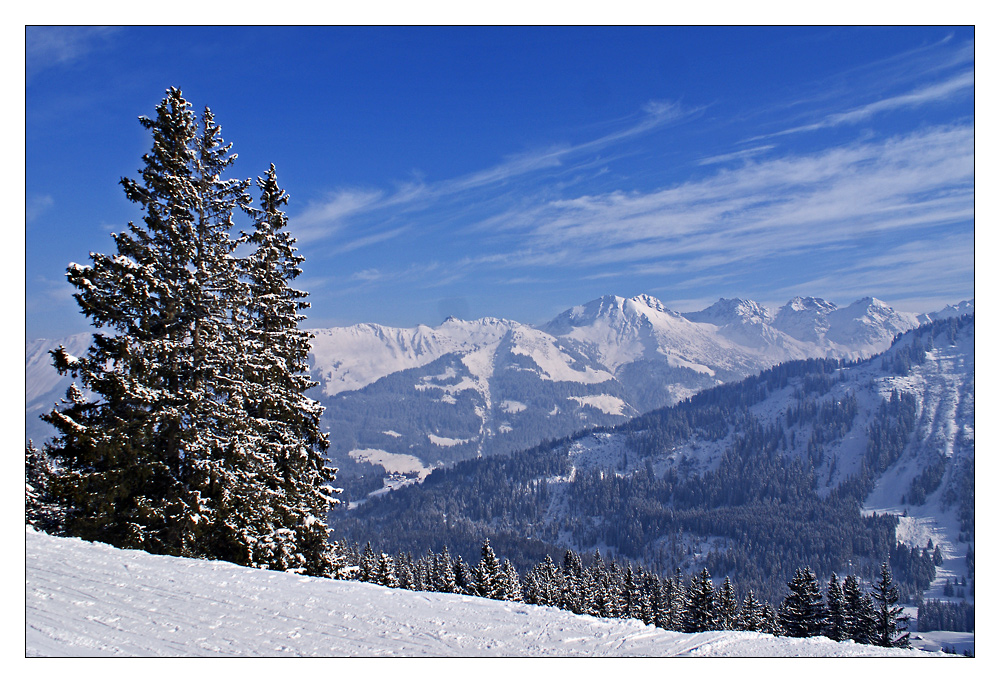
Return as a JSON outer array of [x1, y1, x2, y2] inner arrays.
[[683, 297, 772, 327]]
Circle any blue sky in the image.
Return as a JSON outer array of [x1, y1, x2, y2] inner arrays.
[[25, 26, 975, 339]]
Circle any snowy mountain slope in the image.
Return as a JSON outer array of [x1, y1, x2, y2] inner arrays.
[[25, 528, 946, 657], [550, 317, 975, 562], [337, 315, 974, 612]]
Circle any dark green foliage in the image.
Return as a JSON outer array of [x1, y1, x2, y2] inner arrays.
[[684, 568, 717, 632], [842, 573, 877, 644], [474, 539, 504, 600], [717, 576, 739, 631], [917, 599, 974, 632], [906, 453, 947, 506], [736, 589, 768, 632], [25, 441, 63, 534], [870, 562, 910, 648], [524, 555, 563, 607], [40, 88, 337, 575], [778, 567, 826, 638], [824, 572, 848, 642]]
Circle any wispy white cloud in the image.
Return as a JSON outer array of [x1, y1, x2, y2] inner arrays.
[[760, 70, 974, 139], [290, 100, 693, 244], [474, 123, 972, 275], [292, 188, 384, 243], [26, 27, 119, 81], [776, 237, 974, 307], [328, 227, 409, 255], [26, 194, 54, 224], [697, 145, 775, 166]]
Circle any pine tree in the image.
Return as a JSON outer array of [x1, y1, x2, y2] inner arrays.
[[375, 552, 399, 588], [870, 562, 910, 648], [359, 541, 377, 583], [842, 573, 876, 644], [735, 589, 767, 632], [453, 556, 474, 595], [239, 163, 339, 575], [824, 572, 848, 641], [524, 555, 563, 607], [778, 567, 826, 638], [474, 539, 504, 600], [433, 546, 458, 593], [717, 576, 739, 631], [684, 568, 717, 632], [25, 441, 63, 534], [665, 568, 688, 631], [500, 559, 523, 602], [44, 88, 231, 556], [559, 549, 589, 614], [40, 88, 338, 575]]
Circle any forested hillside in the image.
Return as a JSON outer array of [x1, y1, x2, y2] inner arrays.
[[333, 315, 974, 605]]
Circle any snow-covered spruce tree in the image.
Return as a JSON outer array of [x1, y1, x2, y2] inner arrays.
[[735, 589, 767, 632], [778, 567, 827, 638], [824, 572, 848, 642], [664, 568, 688, 631], [42, 88, 338, 574], [842, 573, 877, 644], [25, 441, 64, 534], [239, 164, 339, 575], [375, 552, 399, 588], [43, 88, 242, 556], [473, 539, 504, 600], [684, 568, 717, 633], [524, 555, 563, 606], [870, 562, 910, 648], [717, 576, 739, 631], [433, 546, 458, 593], [500, 559, 524, 602]]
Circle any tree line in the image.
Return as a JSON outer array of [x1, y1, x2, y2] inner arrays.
[[337, 538, 911, 648]]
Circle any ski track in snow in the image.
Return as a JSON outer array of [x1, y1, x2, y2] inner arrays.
[[25, 529, 949, 658]]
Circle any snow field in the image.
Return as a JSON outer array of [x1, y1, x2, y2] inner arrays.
[[25, 529, 948, 658]]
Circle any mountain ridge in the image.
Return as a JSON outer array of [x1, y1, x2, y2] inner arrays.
[[25, 295, 974, 490]]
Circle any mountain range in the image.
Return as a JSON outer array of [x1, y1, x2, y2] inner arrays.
[[26, 294, 972, 494], [333, 313, 975, 607]]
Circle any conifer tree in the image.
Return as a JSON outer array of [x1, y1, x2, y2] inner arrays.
[[453, 556, 474, 595], [870, 562, 910, 648], [240, 163, 339, 575], [842, 573, 876, 644], [778, 567, 827, 638], [824, 572, 848, 641], [25, 441, 63, 534], [43, 88, 237, 556], [666, 568, 689, 631], [433, 546, 458, 593], [474, 539, 504, 600], [500, 559, 524, 602], [375, 552, 399, 588], [40, 88, 338, 575], [524, 555, 563, 607], [684, 568, 717, 632], [717, 576, 739, 631], [736, 589, 767, 632], [559, 549, 588, 614], [359, 541, 377, 583]]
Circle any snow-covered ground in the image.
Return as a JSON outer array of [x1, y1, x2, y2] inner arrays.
[[26, 529, 950, 657]]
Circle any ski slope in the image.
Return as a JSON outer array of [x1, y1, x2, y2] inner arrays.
[[25, 529, 946, 657]]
